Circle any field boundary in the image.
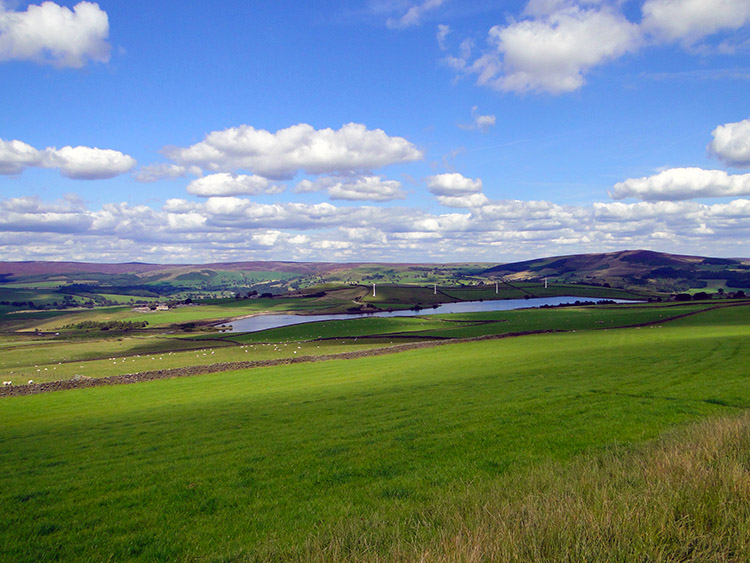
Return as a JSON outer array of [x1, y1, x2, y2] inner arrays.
[[3, 302, 748, 398], [0, 330, 563, 397]]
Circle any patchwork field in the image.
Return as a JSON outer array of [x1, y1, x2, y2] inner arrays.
[[0, 302, 722, 385], [1, 303, 748, 560]]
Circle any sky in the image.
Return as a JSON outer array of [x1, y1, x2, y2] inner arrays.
[[1, 0, 750, 264]]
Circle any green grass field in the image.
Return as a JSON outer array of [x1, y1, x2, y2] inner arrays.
[[0, 302, 725, 384], [0, 304, 749, 560], [0, 281, 656, 333]]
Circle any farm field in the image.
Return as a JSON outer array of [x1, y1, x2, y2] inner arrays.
[[0, 278, 656, 333], [234, 301, 719, 343], [0, 303, 748, 560], [0, 301, 724, 385]]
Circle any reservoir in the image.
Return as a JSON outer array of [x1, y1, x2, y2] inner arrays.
[[228, 295, 638, 333]]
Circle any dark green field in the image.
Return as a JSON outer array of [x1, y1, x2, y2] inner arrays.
[[1, 303, 748, 561], [0, 301, 720, 384]]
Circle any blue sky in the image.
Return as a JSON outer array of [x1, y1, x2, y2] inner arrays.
[[2, 0, 750, 263]]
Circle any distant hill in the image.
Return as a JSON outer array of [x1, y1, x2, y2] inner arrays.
[[2, 250, 749, 294], [483, 250, 750, 292], [0, 260, 368, 277]]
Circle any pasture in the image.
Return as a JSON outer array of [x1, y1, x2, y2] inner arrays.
[[0, 302, 722, 384], [0, 303, 748, 560]]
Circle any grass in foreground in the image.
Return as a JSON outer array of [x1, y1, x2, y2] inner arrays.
[[0, 307, 748, 561], [308, 412, 750, 562]]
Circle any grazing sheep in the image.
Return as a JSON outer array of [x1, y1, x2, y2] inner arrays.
[[28, 380, 34, 385], [2, 381, 12, 386]]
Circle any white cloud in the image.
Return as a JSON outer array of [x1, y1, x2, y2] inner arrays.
[[0, 196, 92, 233], [387, 0, 444, 29], [4, 188, 750, 262], [42, 146, 136, 179], [437, 23, 450, 49], [458, 106, 496, 132], [186, 173, 283, 197], [0, 138, 135, 179], [0, 1, 110, 68], [132, 163, 189, 183], [427, 172, 483, 196], [594, 200, 704, 221], [611, 167, 750, 201], [435, 193, 490, 208], [642, 0, 750, 45], [448, 0, 750, 96], [474, 3, 640, 94], [0, 138, 40, 174], [708, 117, 750, 168], [295, 174, 405, 201], [163, 122, 423, 179]]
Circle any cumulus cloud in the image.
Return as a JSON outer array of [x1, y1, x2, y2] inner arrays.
[[132, 163, 189, 183], [0, 1, 110, 68], [387, 0, 444, 29], [0, 139, 40, 174], [427, 172, 483, 196], [4, 193, 750, 262], [163, 122, 423, 179], [0, 195, 92, 233], [473, 3, 640, 94], [448, 0, 750, 95], [435, 193, 490, 208], [43, 146, 136, 179], [708, 118, 750, 168], [0, 138, 135, 179], [642, 0, 750, 45], [296, 175, 405, 201], [611, 167, 750, 201], [186, 173, 283, 197]]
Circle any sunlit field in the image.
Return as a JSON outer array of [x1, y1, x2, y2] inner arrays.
[[1, 304, 748, 560]]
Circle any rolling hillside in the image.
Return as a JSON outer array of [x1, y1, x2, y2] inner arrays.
[[1, 250, 749, 297], [483, 249, 750, 292]]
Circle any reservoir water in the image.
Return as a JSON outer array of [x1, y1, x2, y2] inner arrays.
[[228, 296, 638, 333]]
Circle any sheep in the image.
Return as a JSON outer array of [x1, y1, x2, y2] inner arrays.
[[28, 379, 34, 385], [2, 381, 12, 386]]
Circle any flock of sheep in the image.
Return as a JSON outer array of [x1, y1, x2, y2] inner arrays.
[[3, 380, 34, 386]]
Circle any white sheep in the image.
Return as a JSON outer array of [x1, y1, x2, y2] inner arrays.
[[2, 381, 12, 386], [28, 379, 34, 385]]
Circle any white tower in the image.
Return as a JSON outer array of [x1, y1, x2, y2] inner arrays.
[[372, 283, 376, 297]]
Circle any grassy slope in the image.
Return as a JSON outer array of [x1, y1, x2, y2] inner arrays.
[[0, 302, 725, 383], [5, 290, 373, 332], [0, 306, 748, 560], [226, 302, 717, 343], [1, 282, 655, 332], [0, 339, 388, 383], [379, 412, 750, 562]]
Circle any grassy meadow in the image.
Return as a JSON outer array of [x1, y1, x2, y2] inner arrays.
[[1, 282, 653, 333], [0, 301, 722, 384], [1, 303, 749, 560]]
